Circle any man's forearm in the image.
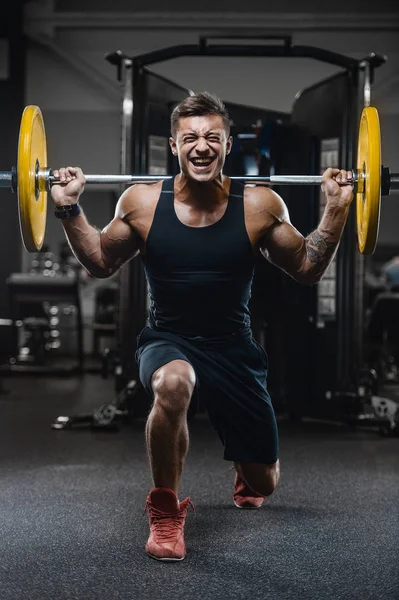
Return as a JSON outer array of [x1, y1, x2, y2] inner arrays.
[[61, 212, 108, 278], [303, 201, 350, 283]]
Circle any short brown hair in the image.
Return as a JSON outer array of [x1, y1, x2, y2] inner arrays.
[[170, 92, 230, 137]]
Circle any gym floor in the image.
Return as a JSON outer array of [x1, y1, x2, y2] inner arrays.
[[0, 374, 398, 600]]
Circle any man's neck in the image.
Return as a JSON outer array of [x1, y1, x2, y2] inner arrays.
[[174, 173, 230, 207]]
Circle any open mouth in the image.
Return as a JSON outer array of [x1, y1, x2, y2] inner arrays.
[[189, 157, 215, 169]]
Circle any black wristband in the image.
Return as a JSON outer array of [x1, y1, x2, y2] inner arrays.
[[54, 203, 81, 219]]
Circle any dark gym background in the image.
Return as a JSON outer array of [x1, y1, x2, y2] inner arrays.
[[1, 1, 399, 599]]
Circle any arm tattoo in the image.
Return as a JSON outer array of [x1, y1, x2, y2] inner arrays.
[[305, 228, 337, 270]]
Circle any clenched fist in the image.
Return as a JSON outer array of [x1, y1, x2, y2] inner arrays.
[[321, 168, 354, 207], [51, 167, 86, 206]]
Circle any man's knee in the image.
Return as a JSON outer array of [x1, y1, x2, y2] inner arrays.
[[151, 360, 196, 414], [235, 460, 280, 497]]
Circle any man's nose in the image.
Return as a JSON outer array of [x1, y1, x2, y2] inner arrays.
[[196, 137, 209, 152]]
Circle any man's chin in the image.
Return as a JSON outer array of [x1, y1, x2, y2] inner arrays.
[[186, 167, 220, 183], [191, 174, 215, 183]]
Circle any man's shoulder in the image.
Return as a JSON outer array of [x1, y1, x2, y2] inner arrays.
[[243, 184, 287, 220], [124, 180, 164, 202], [117, 180, 164, 218]]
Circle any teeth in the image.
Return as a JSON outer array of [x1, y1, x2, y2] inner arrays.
[[191, 159, 213, 165]]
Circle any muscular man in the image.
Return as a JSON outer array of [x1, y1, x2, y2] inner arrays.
[[51, 92, 353, 562]]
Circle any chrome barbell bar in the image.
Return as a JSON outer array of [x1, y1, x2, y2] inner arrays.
[[0, 171, 356, 189], [49, 174, 357, 186]]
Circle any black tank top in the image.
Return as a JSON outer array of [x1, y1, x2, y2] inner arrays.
[[142, 177, 255, 337]]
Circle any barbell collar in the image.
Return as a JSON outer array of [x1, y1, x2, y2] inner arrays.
[[37, 168, 52, 193], [11, 167, 17, 194], [381, 166, 391, 195]]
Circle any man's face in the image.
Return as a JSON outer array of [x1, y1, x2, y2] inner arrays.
[[169, 114, 232, 182]]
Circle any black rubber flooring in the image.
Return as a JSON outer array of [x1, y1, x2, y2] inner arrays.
[[0, 374, 398, 600]]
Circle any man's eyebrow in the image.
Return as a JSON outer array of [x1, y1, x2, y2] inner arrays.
[[182, 130, 222, 136]]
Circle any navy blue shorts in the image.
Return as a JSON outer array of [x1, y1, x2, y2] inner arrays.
[[135, 326, 279, 464]]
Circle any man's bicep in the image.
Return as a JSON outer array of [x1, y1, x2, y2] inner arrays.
[[98, 184, 147, 274], [260, 220, 306, 278], [100, 216, 140, 273]]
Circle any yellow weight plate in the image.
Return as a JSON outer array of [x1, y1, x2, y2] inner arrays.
[[17, 105, 47, 252], [356, 106, 381, 255]]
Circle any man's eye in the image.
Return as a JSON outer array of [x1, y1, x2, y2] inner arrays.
[[184, 137, 196, 143], [208, 137, 220, 142]]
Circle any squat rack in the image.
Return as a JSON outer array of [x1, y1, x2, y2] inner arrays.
[[106, 37, 386, 408]]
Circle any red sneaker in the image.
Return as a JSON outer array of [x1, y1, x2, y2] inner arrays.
[[144, 488, 194, 561], [233, 472, 265, 509]]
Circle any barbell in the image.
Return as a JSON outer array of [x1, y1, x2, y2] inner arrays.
[[1, 104, 398, 254]]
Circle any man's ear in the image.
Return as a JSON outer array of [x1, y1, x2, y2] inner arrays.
[[169, 137, 178, 156], [226, 135, 233, 155]]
